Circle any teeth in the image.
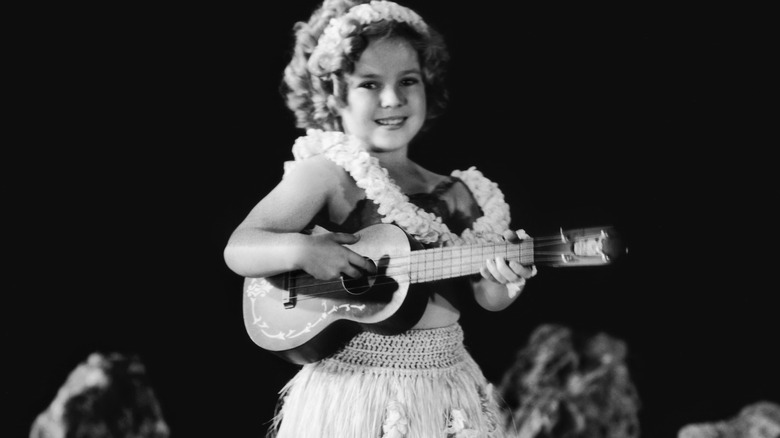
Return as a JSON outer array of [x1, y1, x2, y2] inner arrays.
[[376, 117, 404, 126]]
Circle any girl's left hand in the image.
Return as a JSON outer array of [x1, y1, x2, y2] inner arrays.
[[480, 229, 537, 296]]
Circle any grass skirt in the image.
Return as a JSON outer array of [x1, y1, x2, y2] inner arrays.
[[268, 323, 508, 438]]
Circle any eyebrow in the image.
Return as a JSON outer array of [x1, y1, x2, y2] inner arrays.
[[353, 69, 423, 78]]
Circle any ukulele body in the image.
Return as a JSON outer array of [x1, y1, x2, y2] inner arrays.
[[242, 224, 428, 364]]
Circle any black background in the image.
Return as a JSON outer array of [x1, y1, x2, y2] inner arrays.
[[11, 2, 776, 437]]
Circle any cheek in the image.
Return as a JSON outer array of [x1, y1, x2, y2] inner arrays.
[[409, 86, 426, 104], [342, 94, 373, 117], [339, 106, 362, 127], [410, 90, 427, 114], [337, 105, 369, 134]]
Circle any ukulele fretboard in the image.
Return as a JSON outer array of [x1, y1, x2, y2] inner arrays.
[[408, 240, 534, 283]]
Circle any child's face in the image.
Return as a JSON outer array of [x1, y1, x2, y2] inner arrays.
[[338, 37, 426, 154]]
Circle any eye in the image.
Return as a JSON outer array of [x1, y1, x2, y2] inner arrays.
[[358, 81, 379, 90], [401, 76, 421, 87]]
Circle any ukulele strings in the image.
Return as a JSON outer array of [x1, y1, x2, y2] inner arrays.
[[283, 246, 535, 288], [278, 232, 599, 285], [290, 254, 576, 302], [288, 251, 599, 302], [260, 232, 608, 302]]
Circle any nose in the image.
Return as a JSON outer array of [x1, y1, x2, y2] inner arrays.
[[380, 85, 406, 108]]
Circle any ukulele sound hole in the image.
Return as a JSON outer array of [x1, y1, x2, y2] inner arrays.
[[341, 257, 378, 295]]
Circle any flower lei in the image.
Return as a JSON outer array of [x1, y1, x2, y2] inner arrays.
[[310, 1, 429, 73], [285, 129, 511, 246]]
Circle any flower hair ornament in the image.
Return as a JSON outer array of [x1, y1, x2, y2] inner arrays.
[[309, 0, 429, 74], [286, 129, 512, 247]]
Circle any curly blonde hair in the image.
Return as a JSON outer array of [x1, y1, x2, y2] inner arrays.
[[281, 0, 450, 131]]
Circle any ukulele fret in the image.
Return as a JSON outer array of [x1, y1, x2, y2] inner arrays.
[[469, 245, 481, 278], [424, 247, 434, 282], [409, 251, 420, 283], [451, 245, 463, 278], [441, 246, 452, 280], [433, 246, 444, 281]]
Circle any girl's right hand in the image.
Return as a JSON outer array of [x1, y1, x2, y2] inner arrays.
[[298, 232, 376, 280]]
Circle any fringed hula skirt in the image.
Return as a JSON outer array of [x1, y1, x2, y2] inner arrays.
[[268, 323, 509, 438]]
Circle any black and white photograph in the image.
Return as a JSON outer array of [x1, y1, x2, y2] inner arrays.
[[13, 1, 777, 437]]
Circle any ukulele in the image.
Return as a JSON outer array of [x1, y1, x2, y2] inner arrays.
[[243, 224, 626, 364]]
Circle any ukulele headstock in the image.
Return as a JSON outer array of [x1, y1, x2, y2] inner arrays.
[[539, 226, 628, 267]]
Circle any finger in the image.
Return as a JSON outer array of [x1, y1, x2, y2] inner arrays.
[[345, 249, 374, 272], [331, 232, 360, 244], [495, 256, 521, 282], [351, 254, 376, 275], [515, 229, 531, 240], [519, 262, 538, 278], [364, 257, 377, 275], [341, 264, 365, 279], [508, 260, 534, 279], [480, 266, 499, 283], [314, 269, 344, 281], [502, 229, 516, 242], [484, 258, 506, 284]]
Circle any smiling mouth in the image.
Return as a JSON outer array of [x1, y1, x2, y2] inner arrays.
[[375, 117, 406, 126]]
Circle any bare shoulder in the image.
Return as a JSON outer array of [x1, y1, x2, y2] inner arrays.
[[284, 154, 364, 219], [279, 154, 355, 196], [236, 155, 354, 232], [285, 154, 345, 183]]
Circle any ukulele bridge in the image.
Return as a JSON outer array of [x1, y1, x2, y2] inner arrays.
[[282, 274, 297, 308], [282, 291, 296, 309]]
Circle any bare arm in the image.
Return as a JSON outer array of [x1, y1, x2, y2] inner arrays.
[[223, 156, 374, 280]]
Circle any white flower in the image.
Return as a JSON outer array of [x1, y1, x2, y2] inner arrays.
[[445, 409, 479, 437], [286, 130, 512, 246], [382, 401, 409, 437], [310, 1, 429, 74]]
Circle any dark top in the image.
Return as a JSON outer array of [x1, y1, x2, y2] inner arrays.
[[309, 176, 484, 246]]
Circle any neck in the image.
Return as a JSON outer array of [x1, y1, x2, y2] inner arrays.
[[374, 156, 434, 195], [369, 148, 410, 171], [370, 150, 419, 182]]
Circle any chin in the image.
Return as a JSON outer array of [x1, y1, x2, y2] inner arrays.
[[372, 128, 418, 149], [369, 137, 408, 152]]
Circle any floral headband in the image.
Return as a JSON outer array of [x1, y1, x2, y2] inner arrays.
[[309, 0, 429, 74]]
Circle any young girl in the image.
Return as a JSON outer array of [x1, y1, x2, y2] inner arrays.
[[223, 1, 535, 436]]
